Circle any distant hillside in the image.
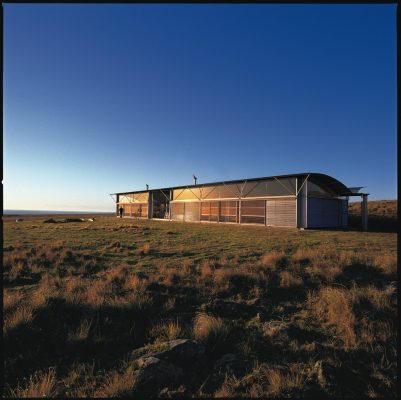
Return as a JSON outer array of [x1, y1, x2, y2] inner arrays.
[[3, 210, 114, 215], [348, 200, 397, 232]]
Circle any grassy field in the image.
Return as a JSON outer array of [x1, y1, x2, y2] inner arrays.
[[3, 201, 397, 397]]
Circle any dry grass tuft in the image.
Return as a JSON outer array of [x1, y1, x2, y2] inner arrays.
[[136, 242, 151, 255], [123, 275, 147, 294], [350, 285, 394, 311], [372, 253, 397, 277], [214, 362, 307, 397], [85, 279, 111, 308], [259, 251, 286, 271], [4, 305, 34, 335], [306, 262, 342, 283], [38, 273, 62, 298], [182, 259, 197, 275], [9, 368, 58, 398], [164, 297, 176, 312], [30, 289, 48, 309], [62, 362, 96, 397], [68, 319, 93, 342], [278, 271, 302, 288], [213, 268, 257, 294], [165, 270, 182, 286], [95, 368, 135, 397], [262, 321, 288, 339], [213, 268, 229, 286], [106, 265, 128, 283], [64, 276, 87, 304], [214, 375, 241, 397], [198, 259, 215, 279], [108, 291, 153, 310], [265, 367, 283, 395], [150, 319, 184, 342], [8, 261, 26, 282], [3, 290, 24, 312], [193, 313, 229, 350], [308, 286, 356, 349]]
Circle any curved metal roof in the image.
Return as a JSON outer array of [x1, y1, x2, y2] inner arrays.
[[111, 172, 357, 196], [306, 173, 354, 196]]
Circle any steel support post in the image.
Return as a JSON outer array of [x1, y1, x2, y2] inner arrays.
[[361, 194, 368, 231]]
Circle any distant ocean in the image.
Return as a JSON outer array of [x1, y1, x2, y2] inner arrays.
[[3, 210, 114, 215]]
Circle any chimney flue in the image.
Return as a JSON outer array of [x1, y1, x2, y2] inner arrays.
[[146, 184, 149, 190], [192, 174, 197, 185]]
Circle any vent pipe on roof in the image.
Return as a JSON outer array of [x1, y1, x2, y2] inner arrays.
[[146, 184, 149, 190], [192, 174, 197, 185]]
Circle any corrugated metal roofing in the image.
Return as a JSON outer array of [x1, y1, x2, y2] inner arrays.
[[111, 172, 358, 197]]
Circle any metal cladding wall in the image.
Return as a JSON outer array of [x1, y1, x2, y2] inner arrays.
[[307, 198, 348, 228]]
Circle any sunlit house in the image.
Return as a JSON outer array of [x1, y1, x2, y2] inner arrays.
[[111, 173, 368, 229]]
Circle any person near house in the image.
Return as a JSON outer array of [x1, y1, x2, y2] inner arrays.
[[119, 206, 124, 218]]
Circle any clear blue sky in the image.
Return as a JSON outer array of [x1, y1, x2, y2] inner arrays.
[[3, 4, 397, 211]]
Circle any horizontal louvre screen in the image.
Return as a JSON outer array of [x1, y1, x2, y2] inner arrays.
[[220, 201, 238, 223], [241, 200, 265, 224], [171, 203, 184, 221], [266, 199, 296, 227], [184, 202, 200, 222], [200, 201, 218, 221]]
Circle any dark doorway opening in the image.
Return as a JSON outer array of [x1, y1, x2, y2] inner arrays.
[[152, 190, 171, 219]]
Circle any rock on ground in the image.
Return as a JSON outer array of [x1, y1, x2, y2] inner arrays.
[[132, 339, 205, 396]]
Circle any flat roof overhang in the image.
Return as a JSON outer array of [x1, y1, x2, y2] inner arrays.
[[111, 172, 360, 197]]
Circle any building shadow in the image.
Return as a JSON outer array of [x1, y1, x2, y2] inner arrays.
[[347, 215, 398, 233]]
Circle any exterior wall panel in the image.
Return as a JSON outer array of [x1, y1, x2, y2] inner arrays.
[[240, 200, 265, 224], [307, 197, 342, 228], [220, 201, 238, 223], [266, 198, 296, 227], [184, 202, 200, 222], [171, 203, 184, 221]]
